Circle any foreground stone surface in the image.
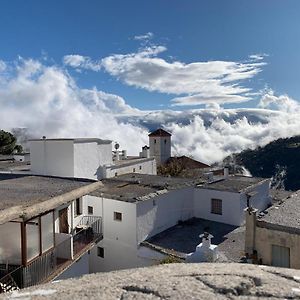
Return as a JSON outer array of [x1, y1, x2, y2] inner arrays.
[[2, 263, 300, 299]]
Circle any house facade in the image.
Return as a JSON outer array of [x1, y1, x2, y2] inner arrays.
[[0, 175, 103, 292], [245, 192, 300, 269]]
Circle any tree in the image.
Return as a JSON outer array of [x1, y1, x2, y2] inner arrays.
[[0, 130, 23, 154]]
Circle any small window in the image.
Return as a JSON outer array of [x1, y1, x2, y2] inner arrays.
[[115, 172, 118, 177], [153, 199, 156, 206], [154, 139, 156, 144], [133, 168, 136, 172], [114, 212, 122, 221], [211, 198, 222, 215], [88, 206, 93, 215], [164, 139, 167, 144], [75, 198, 82, 217], [139, 165, 142, 170], [97, 247, 104, 258]]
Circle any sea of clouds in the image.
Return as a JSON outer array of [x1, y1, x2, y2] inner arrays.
[[0, 55, 300, 165]]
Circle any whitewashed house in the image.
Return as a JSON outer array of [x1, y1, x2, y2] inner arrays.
[[0, 174, 102, 292], [0, 129, 272, 291], [30, 138, 157, 180]]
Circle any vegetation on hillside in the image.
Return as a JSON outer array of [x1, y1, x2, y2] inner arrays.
[[0, 130, 23, 155], [232, 136, 300, 191]]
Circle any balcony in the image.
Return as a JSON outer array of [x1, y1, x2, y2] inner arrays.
[[0, 216, 102, 293]]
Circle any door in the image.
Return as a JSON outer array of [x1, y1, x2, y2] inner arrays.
[[59, 207, 69, 234], [271, 245, 290, 268]]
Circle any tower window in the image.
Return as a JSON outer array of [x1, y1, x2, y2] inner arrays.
[[133, 168, 136, 172], [154, 139, 156, 144], [164, 139, 167, 144]]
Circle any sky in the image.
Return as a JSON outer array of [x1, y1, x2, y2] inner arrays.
[[0, 1, 300, 163]]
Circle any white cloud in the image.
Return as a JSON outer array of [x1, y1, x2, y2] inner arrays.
[[1, 57, 300, 166], [0, 60, 6, 72], [133, 32, 154, 41], [0, 58, 146, 154], [101, 46, 266, 105], [63, 55, 101, 71], [120, 93, 300, 164]]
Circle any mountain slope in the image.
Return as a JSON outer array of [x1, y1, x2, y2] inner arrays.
[[235, 136, 300, 191]]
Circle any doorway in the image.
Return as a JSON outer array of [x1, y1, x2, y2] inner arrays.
[[59, 207, 69, 234]]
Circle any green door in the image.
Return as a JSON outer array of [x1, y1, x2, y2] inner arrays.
[[271, 245, 290, 268]]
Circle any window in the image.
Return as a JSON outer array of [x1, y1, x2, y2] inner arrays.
[[88, 206, 94, 215], [211, 198, 222, 215], [139, 165, 142, 170], [74, 198, 82, 217], [164, 139, 167, 144], [114, 212, 122, 221], [154, 139, 156, 144], [97, 247, 104, 258], [115, 172, 118, 177], [133, 168, 136, 172]]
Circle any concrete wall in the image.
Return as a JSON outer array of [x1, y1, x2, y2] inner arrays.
[[30, 140, 74, 177], [137, 188, 194, 243], [104, 159, 157, 178], [255, 226, 300, 269], [247, 180, 271, 212], [194, 189, 242, 226], [88, 198, 137, 272], [73, 142, 112, 180], [149, 136, 171, 165]]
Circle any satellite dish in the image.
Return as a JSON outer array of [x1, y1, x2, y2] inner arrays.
[[115, 143, 120, 150]]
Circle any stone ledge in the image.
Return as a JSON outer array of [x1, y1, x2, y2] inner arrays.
[[2, 263, 300, 299]]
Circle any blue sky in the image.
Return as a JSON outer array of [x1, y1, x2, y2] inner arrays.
[[0, 0, 299, 110]]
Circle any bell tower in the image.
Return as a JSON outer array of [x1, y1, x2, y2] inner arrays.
[[149, 128, 171, 165]]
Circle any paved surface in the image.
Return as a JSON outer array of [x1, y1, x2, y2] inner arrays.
[[147, 218, 244, 262], [0, 174, 93, 211], [2, 263, 300, 299]]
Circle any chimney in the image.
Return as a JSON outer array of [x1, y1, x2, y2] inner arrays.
[[244, 207, 258, 255], [224, 167, 229, 179], [199, 232, 213, 250]]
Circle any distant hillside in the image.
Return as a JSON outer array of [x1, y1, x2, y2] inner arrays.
[[234, 136, 300, 191]]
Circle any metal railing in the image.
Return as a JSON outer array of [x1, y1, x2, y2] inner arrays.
[[0, 216, 102, 292], [73, 216, 102, 256]]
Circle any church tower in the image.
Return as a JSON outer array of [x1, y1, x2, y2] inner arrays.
[[149, 128, 171, 165]]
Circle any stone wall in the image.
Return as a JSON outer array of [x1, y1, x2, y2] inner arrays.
[[2, 263, 300, 299]]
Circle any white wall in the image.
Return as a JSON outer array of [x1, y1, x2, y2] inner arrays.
[[194, 189, 242, 226], [149, 136, 171, 165], [73, 142, 112, 180], [104, 159, 157, 178], [88, 197, 137, 272], [137, 188, 194, 243], [74, 142, 100, 180], [30, 140, 74, 177]]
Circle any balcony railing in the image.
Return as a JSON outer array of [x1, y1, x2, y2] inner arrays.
[[0, 216, 102, 292]]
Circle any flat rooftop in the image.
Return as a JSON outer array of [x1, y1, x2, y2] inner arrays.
[[0, 160, 30, 171], [197, 175, 268, 193], [90, 173, 200, 203], [258, 191, 300, 232], [144, 218, 245, 262], [113, 156, 154, 167], [0, 174, 94, 212], [29, 138, 112, 144]]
